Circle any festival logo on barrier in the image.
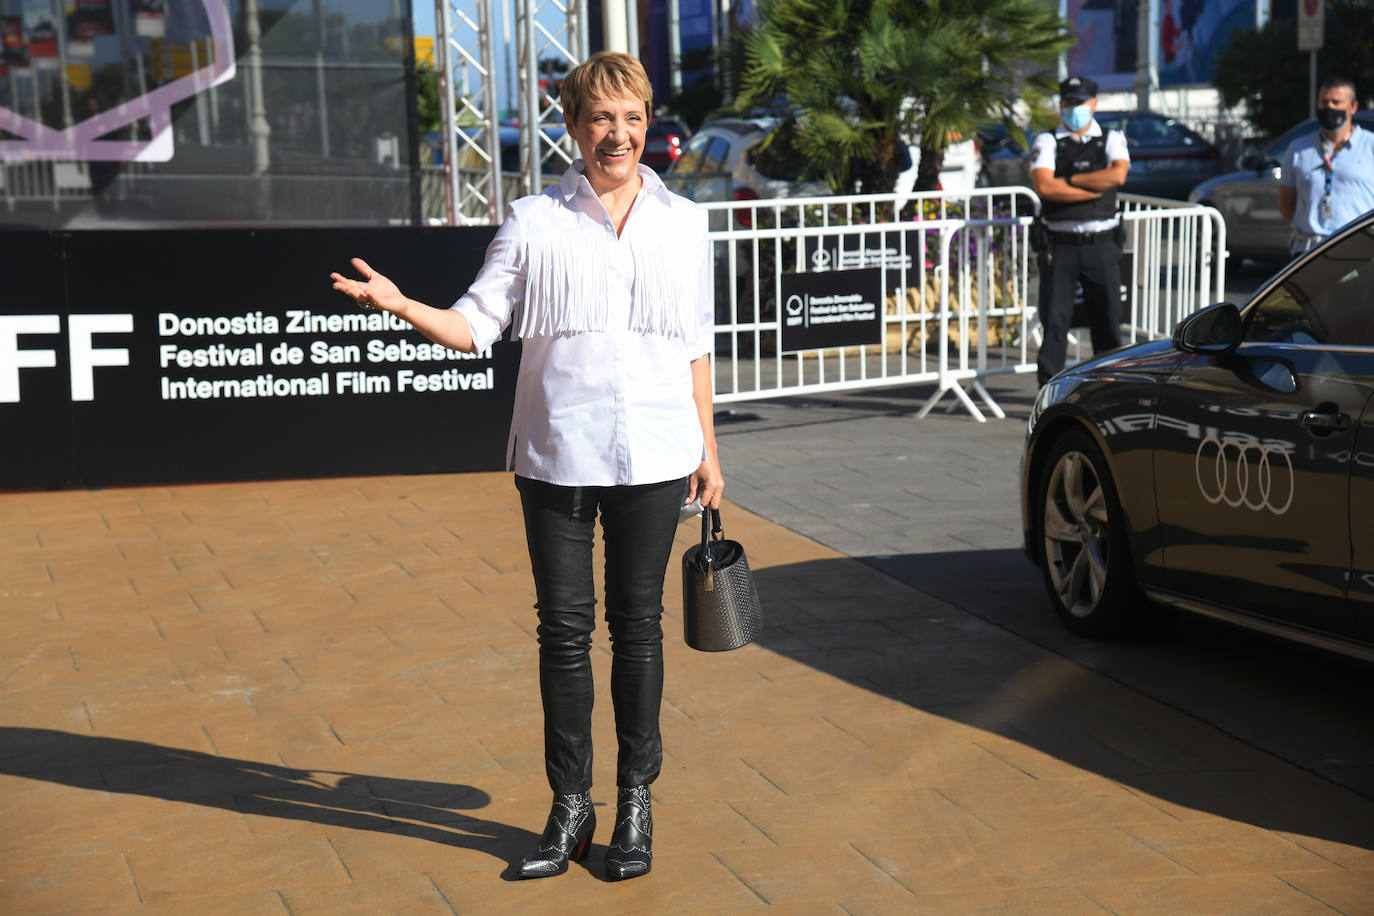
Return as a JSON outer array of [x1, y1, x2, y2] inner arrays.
[[779, 268, 884, 353], [0, 0, 235, 162]]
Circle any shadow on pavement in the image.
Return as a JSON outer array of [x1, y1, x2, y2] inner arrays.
[[0, 728, 548, 875], [750, 551, 1374, 852]]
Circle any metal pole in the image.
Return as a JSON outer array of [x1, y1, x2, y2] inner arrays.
[[1310, 51, 1317, 120], [520, 0, 539, 195], [1134, 0, 1150, 111], [1057, 0, 1067, 82], [50, 0, 72, 128], [503, 0, 514, 118], [435, 0, 460, 224], [479, 0, 501, 222], [313, 0, 330, 158], [604, 0, 628, 52], [669, 0, 682, 94], [626, 0, 639, 60], [245, 0, 271, 175], [717, 0, 732, 102]]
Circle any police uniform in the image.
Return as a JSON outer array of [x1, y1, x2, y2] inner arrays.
[[1031, 77, 1131, 385]]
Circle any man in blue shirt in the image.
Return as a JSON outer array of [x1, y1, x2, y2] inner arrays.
[[1279, 78, 1374, 255]]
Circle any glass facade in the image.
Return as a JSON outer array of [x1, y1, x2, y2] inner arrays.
[[0, 0, 417, 228]]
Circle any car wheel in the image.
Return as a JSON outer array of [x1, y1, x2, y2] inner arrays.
[[1036, 428, 1147, 637]]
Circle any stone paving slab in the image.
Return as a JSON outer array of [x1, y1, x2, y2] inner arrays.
[[2, 472, 1373, 913]]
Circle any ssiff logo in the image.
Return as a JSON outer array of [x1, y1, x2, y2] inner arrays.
[[0, 1, 235, 162], [0, 314, 133, 402]]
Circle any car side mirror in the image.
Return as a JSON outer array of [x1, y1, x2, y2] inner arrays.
[[1237, 152, 1260, 170], [1173, 302, 1242, 354]]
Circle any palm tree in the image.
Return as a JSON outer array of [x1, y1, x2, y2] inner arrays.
[[737, 0, 1070, 194]]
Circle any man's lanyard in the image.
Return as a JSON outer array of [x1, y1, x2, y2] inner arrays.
[[1321, 134, 1352, 200], [1318, 132, 1353, 223]]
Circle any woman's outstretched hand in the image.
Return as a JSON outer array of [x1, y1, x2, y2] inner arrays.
[[330, 258, 405, 315]]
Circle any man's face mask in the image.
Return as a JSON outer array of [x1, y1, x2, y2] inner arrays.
[[1062, 102, 1093, 132], [1317, 107, 1349, 131]]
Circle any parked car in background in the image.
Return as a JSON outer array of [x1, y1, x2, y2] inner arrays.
[[971, 112, 1220, 198], [977, 123, 1033, 188], [892, 133, 982, 193], [1021, 210, 1374, 662], [642, 118, 691, 172], [1189, 112, 1374, 264], [1092, 110, 1223, 200], [662, 119, 827, 206]]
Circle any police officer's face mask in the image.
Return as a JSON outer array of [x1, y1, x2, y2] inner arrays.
[[1317, 106, 1348, 131], [1062, 102, 1092, 132]]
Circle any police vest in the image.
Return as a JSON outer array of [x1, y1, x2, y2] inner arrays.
[[1040, 131, 1119, 223]]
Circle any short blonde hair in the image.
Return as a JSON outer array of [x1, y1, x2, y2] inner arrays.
[[560, 52, 652, 126]]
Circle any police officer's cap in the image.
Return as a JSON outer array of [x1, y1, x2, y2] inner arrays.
[[1059, 76, 1098, 102]]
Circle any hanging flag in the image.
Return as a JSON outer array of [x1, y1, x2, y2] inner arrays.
[[70, 0, 114, 39], [0, 16, 26, 68], [26, 11, 59, 71], [134, 0, 166, 39]]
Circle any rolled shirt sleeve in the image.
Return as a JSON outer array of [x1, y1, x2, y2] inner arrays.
[[451, 207, 525, 352]]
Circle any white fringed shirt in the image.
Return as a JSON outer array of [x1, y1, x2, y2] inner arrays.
[[452, 161, 714, 487]]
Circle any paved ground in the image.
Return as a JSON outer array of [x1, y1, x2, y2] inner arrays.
[[4, 350, 1374, 912]]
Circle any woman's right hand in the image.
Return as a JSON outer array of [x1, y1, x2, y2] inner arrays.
[[330, 257, 406, 315]]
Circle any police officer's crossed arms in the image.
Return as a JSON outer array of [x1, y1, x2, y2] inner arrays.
[[1030, 76, 1131, 386]]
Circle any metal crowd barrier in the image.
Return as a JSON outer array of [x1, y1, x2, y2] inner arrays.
[[702, 187, 1227, 421], [2, 161, 94, 212]]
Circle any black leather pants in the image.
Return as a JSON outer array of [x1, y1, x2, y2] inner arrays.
[[516, 475, 686, 795]]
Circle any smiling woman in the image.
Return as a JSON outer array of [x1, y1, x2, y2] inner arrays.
[[331, 51, 720, 884]]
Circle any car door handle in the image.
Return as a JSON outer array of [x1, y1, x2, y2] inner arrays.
[[1300, 409, 1351, 431]]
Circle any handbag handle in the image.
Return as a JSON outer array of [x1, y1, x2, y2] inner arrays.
[[699, 506, 723, 546], [697, 507, 724, 589]]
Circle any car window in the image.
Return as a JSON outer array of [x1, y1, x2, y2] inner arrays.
[[700, 137, 730, 173], [674, 133, 714, 172], [1244, 227, 1374, 346], [1125, 117, 1174, 145]]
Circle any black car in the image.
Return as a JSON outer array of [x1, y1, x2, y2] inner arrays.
[[1021, 210, 1374, 662], [977, 111, 1222, 199], [1093, 110, 1223, 200]]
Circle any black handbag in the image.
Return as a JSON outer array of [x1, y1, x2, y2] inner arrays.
[[681, 507, 763, 651]]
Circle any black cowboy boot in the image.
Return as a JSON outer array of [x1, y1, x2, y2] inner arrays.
[[605, 785, 652, 880], [517, 791, 596, 878]]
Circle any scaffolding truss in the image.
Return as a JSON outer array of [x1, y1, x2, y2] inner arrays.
[[435, 0, 502, 224], [435, 0, 587, 224]]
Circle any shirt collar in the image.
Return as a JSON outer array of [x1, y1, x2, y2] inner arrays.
[[1054, 120, 1105, 140], [558, 160, 671, 205]]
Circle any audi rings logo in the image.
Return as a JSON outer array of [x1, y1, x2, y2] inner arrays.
[[1194, 435, 1295, 515]]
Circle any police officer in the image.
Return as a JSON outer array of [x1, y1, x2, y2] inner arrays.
[[1030, 76, 1131, 385]]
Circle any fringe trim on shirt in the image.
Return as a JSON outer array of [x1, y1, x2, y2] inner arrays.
[[514, 231, 693, 341]]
